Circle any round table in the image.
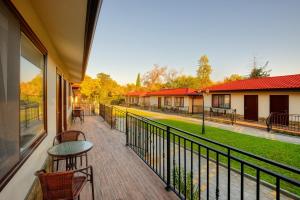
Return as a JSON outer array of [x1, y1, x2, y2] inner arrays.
[[48, 141, 93, 170]]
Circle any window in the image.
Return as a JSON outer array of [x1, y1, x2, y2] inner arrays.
[[20, 33, 45, 151], [175, 97, 184, 107], [0, 1, 47, 189], [212, 94, 231, 109], [164, 97, 172, 106]]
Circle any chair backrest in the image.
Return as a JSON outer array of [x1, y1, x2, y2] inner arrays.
[[36, 170, 74, 200], [54, 130, 86, 145], [73, 109, 82, 117]]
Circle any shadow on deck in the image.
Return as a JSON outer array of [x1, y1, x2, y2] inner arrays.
[[71, 116, 177, 200]]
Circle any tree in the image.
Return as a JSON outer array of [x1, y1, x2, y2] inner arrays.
[[164, 75, 198, 89], [249, 57, 271, 78], [223, 74, 244, 83], [79, 73, 124, 104], [142, 64, 167, 91], [136, 73, 141, 87], [80, 75, 99, 100], [197, 55, 212, 88]]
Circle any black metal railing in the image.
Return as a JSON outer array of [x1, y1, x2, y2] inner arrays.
[[20, 102, 40, 128], [73, 103, 99, 116], [161, 106, 190, 115], [112, 107, 127, 132], [204, 107, 237, 125], [266, 112, 300, 133], [100, 104, 300, 199]]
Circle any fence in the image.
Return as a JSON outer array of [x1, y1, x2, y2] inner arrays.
[[266, 112, 300, 133], [204, 107, 237, 125], [100, 104, 300, 200]]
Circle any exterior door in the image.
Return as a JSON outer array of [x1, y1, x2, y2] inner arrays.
[[270, 95, 289, 114], [158, 97, 161, 109], [270, 95, 289, 125], [244, 95, 258, 121], [56, 74, 63, 134]]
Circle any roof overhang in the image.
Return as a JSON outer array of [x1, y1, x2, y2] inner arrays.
[[30, 0, 102, 83]]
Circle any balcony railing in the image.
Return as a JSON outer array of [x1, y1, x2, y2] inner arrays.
[[73, 103, 99, 116], [266, 112, 300, 133], [20, 102, 40, 128], [99, 104, 300, 200]]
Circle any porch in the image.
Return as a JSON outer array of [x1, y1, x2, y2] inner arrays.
[[70, 116, 177, 200]]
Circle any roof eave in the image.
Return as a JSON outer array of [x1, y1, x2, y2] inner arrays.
[[81, 0, 103, 82]]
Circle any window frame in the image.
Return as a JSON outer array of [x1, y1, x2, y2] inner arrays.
[[164, 96, 172, 106], [212, 94, 231, 109], [175, 97, 184, 107], [0, 0, 48, 192], [20, 33, 47, 152]]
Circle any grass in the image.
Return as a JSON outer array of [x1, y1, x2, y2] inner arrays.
[[115, 106, 300, 195]]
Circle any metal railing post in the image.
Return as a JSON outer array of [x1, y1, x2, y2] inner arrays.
[[103, 105, 106, 121], [126, 111, 129, 146], [165, 126, 171, 191], [99, 103, 101, 116], [111, 106, 113, 129]]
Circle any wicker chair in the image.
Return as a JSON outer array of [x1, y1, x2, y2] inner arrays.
[[36, 166, 94, 200], [53, 130, 88, 171]]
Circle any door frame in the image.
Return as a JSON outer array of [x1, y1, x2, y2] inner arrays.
[[63, 79, 67, 131], [56, 73, 63, 134]]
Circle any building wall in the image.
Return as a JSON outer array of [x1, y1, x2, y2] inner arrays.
[[204, 91, 300, 118], [1, 1, 72, 199]]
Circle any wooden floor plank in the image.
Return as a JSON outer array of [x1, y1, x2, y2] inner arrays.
[[70, 116, 178, 200]]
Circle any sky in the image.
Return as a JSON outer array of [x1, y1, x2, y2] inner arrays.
[[86, 0, 300, 85]]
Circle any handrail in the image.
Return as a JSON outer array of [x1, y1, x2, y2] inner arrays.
[[127, 111, 300, 174]]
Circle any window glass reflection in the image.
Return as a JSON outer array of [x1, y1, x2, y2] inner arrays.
[[20, 34, 44, 152]]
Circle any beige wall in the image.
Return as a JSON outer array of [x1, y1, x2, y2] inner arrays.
[[0, 1, 72, 200], [204, 91, 300, 118]]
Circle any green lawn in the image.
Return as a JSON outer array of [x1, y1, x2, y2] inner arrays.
[[116, 106, 300, 195]]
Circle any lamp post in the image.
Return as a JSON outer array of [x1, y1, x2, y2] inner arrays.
[[199, 89, 209, 134]]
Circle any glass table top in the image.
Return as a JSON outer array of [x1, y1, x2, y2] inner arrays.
[[48, 141, 93, 157]]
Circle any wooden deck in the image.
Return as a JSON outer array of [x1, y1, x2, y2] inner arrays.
[[71, 116, 178, 200]]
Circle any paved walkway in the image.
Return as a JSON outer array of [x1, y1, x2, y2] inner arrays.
[[128, 108, 300, 145]]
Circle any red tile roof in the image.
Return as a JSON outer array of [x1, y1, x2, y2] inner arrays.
[[125, 91, 148, 96], [204, 74, 300, 92], [147, 88, 199, 96]]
